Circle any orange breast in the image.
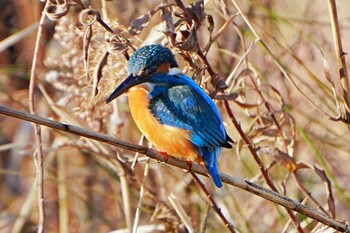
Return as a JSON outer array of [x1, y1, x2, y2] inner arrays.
[[128, 86, 199, 162]]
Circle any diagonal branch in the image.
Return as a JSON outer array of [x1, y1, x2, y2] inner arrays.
[[0, 105, 348, 232]]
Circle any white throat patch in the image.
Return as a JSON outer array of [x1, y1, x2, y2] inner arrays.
[[168, 68, 182, 76]]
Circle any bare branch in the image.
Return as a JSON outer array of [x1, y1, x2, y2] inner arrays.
[[0, 105, 348, 232]]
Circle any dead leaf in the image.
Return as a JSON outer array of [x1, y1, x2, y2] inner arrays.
[[185, 0, 206, 24], [234, 100, 260, 109], [92, 50, 109, 96], [294, 162, 309, 170], [129, 13, 152, 36], [45, 0, 70, 21], [273, 148, 297, 171], [83, 26, 92, 80], [316, 45, 333, 85], [213, 93, 238, 100], [176, 21, 199, 52], [259, 84, 285, 110], [162, 4, 175, 33], [79, 9, 101, 26], [314, 166, 336, 218], [128, 4, 168, 35]]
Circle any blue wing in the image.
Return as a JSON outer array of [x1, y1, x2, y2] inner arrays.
[[149, 74, 227, 148]]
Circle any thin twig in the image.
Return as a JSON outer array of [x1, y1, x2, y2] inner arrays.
[[131, 135, 145, 169], [168, 193, 194, 232], [203, 13, 239, 52], [0, 105, 348, 232], [292, 172, 329, 216], [173, 0, 191, 22], [199, 204, 210, 233], [281, 198, 309, 233], [117, 152, 132, 233], [0, 22, 39, 53], [57, 150, 68, 233], [191, 172, 236, 233], [28, 1, 49, 232], [10, 182, 37, 233], [132, 159, 150, 233]]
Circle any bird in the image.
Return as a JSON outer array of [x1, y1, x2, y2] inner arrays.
[[106, 44, 233, 187]]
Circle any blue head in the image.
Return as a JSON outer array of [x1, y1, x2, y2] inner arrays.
[[106, 44, 178, 103], [128, 44, 178, 76]]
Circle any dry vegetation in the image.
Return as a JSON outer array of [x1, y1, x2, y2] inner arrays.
[[0, 0, 350, 232]]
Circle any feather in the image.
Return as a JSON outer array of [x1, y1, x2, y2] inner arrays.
[[148, 73, 230, 149], [197, 147, 222, 188]]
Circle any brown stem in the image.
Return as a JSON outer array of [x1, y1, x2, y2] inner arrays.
[[28, 1, 50, 232]]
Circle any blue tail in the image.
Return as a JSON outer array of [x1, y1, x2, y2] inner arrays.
[[197, 147, 222, 188]]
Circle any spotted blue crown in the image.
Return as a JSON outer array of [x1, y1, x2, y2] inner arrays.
[[127, 44, 178, 76]]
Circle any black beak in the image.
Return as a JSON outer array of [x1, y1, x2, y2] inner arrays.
[[106, 74, 144, 103]]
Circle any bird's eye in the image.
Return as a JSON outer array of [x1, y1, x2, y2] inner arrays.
[[140, 65, 158, 76]]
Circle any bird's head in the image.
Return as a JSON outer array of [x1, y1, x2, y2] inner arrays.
[[106, 44, 178, 103]]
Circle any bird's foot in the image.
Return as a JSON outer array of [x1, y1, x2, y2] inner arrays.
[[158, 151, 169, 162], [182, 161, 192, 173]]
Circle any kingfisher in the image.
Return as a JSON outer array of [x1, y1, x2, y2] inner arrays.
[[106, 44, 233, 187]]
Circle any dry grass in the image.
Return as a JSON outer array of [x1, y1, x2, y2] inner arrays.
[[0, 0, 350, 232]]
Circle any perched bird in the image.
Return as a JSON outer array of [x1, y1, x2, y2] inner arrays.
[[106, 44, 233, 187]]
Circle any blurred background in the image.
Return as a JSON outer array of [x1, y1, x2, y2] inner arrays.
[[0, 0, 350, 232]]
